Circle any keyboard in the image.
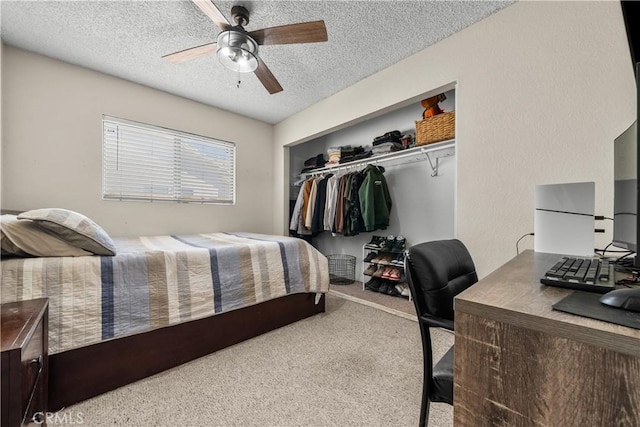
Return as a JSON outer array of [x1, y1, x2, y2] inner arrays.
[[540, 256, 616, 294]]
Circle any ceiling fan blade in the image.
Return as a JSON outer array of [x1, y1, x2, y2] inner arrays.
[[191, 0, 230, 30], [163, 42, 217, 63], [249, 21, 327, 45], [254, 58, 283, 94]]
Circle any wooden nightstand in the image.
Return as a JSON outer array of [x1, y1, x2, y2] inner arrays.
[[1, 299, 49, 427]]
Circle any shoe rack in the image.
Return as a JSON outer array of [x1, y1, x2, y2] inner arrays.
[[362, 237, 411, 301]]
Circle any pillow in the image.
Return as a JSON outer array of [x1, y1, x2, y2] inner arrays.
[[1, 214, 93, 257], [17, 208, 116, 256], [1, 224, 30, 257]]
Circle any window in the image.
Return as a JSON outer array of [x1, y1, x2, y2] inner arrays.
[[102, 116, 235, 204]]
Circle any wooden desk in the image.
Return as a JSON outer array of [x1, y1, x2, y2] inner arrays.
[[453, 251, 640, 426]]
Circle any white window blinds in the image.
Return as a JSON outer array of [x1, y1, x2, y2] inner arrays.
[[102, 116, 235, 204]]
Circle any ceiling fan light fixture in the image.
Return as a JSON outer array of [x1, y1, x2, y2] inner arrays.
[[216, 30, 258, 73]]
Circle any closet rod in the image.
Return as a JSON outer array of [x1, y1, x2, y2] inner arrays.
[[302, 138, 455, 177]]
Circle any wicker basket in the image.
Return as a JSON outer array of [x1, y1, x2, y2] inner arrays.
[[415, 111, 455, 146]]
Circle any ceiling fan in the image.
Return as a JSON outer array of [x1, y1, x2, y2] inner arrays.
[[163, 0, 328, 94]]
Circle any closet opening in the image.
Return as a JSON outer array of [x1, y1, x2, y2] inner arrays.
[[287, 85, 457, 310]]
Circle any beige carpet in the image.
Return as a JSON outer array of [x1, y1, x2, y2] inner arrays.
[[58, 294, 454, 426]]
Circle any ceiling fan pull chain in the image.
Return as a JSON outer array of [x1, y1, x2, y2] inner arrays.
[[237, 70, 242, 89]]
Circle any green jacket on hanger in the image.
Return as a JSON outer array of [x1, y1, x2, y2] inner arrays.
[[358, 165, 392, 231]]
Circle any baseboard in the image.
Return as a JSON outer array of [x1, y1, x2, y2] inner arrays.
[[328, 289, 417, 322]]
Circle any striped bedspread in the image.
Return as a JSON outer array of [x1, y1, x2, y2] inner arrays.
[[0, 232, 329, 354]]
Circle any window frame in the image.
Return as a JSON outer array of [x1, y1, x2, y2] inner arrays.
[[102, 115, 236, 205]]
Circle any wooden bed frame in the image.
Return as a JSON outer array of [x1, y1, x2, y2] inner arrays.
[[48, 292, 325, 410], [2, 209, 326, 410]]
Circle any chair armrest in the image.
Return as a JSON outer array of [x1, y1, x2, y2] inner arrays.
[[419, 314, 454, 331]]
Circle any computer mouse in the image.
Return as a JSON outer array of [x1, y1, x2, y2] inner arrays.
[[599, 288, 640, 313]]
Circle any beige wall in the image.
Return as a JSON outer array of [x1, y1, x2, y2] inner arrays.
[[1, 46, 274, 237], [274, 1, 637, 278]]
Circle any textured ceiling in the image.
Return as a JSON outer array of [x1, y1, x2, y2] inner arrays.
[[0, 0, 514, 124]]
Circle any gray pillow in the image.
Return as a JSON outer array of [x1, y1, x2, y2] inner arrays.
[[18, 208, 116, 256], [1, 214, 93, 257]]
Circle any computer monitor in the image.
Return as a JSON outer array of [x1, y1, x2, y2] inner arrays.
[[613, 120, 637, 255], [617, 3, 640, 268], [621, 2, 640, 76]]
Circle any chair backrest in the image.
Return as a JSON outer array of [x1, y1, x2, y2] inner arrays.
[[405, 239, 478, 322]]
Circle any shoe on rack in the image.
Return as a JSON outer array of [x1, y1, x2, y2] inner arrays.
[[373, 267, 384, 278], [395, 283, 410, 297], [378, 280, 390, 294], [388, 253, 399, 266], [366, 277, 382, 292], [381, 235, 396, 251], [388, 268, 402, 281], [376, 236, 388, 249], [364, 252, 377, 262], [365, 235, 385, 249], [399, 253, 407, 266], [377, 255, 394, 265], [365, 235, 378, 246], [371, 254, 385, 264], [391, 236, 406, 252], [390, 253, 405, 266], [364, 264, 377, 276], [387, 282, 401, 296], [381, 267, 393, 279], [397, 282, 411, 298]]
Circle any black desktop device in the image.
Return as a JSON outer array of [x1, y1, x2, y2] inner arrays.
[[618, 1, 640, 269]]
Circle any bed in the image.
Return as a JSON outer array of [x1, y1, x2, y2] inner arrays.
[[0, 209, 329, 410]]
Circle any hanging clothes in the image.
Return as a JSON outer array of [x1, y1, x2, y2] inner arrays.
[[337, 173, 353, 235], [290, 178, 316, 236], [347, 171, 366, 236], [290, 179, 311, 232], [304, 176, 322, 229], [311, 174, 332, 234], [291, 163, 393, 238], [299, 179, 313, 226], [324, 174, 338, 232], [342, 173, 354, 236]]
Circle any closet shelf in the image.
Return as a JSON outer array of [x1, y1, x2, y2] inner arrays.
[[301, 139, 455, 178]]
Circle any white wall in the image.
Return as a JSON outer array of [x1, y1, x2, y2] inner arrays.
[[273, 1, 637, 278], [1, 46, 274, 237]]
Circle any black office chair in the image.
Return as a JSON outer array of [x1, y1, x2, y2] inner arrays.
[[404, 239, 478, 427]]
